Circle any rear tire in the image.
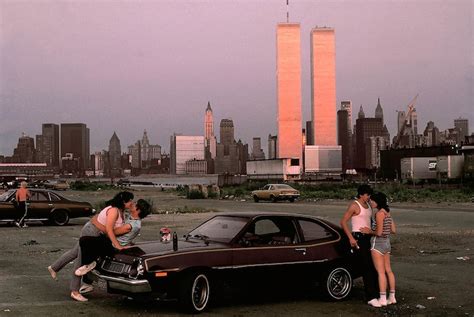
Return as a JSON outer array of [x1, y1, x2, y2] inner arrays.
[[178, 271, 211, 313], [289, 198, 295, 203], [271, 195, 278, 203], [321, 267, 352, 300], [50, 210, 69, 226]]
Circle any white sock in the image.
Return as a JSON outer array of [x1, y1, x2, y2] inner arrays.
[[380, 292, 386, 301], [389, 290, 396, 300]]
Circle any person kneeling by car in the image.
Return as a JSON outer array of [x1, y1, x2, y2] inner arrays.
[[75, 199, 152, 280]]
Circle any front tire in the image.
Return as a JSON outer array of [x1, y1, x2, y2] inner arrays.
[[322, 267, 352, 300], [178, 271, 211, 313], [50, 210, 69, 226], [253, 195, 259, 202]]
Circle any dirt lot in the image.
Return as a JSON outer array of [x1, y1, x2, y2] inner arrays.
[[0, 189, 473, 316]]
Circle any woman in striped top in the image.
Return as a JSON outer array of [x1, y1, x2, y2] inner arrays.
[[368, 191, 397, 306]]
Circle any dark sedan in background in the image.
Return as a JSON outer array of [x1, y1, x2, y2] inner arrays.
[[90, 212, 358, 313], [0, 189, 95, 226]]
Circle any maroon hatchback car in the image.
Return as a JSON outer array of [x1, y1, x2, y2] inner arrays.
[[90, 212, 359, 313]]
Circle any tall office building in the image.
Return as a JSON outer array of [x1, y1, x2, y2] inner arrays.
[[355, 118, 386, 170], [268, 134, 277, 160], [276, 23, 302, 163], [170, 135, 205, 175], [337, 109, 352, 171], [109, 132, 121, 172], [375, 98, 384, 124], [60, 123, 90, 170], [251, 137, 265, 160], [341, 101, 353, 133], [204, 102, 217, 160], [205, 102, 214, 140], [454, 117, 469, 139], [358, 105, 365, 119], [220, 119, 235, 146], [311, 27, 336, 146], [37, 123, 59, 167], [12, 133, 35, 163]]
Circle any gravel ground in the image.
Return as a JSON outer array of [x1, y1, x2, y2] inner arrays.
[[0, 189, 473, 317]]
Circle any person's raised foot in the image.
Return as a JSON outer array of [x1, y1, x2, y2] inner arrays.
[[74, 261, 96, 276], [71, 292, 88, 302], [47, 266, 57, 280]]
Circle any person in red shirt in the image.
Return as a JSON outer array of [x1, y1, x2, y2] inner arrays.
[[15, 181, 31, 228]]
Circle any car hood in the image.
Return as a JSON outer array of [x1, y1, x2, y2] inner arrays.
[[116, 238, 228, 260]]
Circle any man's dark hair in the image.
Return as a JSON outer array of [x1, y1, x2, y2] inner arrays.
[[357, 184, 373, 198], [136, 199, 152, 219]]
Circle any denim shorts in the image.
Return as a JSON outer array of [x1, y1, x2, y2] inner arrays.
[[370, 236, 391, 255]]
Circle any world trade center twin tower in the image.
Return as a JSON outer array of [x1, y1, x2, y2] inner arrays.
[[276, 23, 336, 165]]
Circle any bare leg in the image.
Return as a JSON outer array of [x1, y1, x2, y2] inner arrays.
[[371, 250, 387, 294]]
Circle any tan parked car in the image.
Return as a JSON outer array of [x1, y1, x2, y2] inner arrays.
[[251, 184, 300, 203], [43, 180, 70, 191]]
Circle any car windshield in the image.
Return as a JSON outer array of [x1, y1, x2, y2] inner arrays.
[[0, 190, 14, 202], [274, 184, 293, 189], [188, 216, 248, 243]]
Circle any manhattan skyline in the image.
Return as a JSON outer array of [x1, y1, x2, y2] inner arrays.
[[1, 0, 472, 155]]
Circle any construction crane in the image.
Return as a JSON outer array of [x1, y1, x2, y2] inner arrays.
[[392, 94, 418, 149]]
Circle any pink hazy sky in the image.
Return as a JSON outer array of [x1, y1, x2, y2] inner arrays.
[[0, 0, 472, 155]]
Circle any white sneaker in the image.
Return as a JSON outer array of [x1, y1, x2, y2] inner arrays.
[[74, 261, 96, 276], [15, 222, 21, 228], [387, 297, 397, 305], [79, 283, 94, 294], [379, 297, 387, 306], [368, 298, 382, 307]]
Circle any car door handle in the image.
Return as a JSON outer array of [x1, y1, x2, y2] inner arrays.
[[295, 248, 306, 255]]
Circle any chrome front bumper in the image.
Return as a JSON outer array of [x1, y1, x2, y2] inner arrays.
[[90, 270, 152, 293]]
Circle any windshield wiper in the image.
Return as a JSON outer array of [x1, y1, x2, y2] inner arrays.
[[193, 234, 210, 240]]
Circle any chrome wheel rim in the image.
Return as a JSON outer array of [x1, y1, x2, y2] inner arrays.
[[327, 268, 351, 299], [191, 274, 209, 311]]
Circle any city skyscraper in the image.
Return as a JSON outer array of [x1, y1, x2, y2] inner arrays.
[[170, 134, 205, 175], [219, 119, 235, 146], [108, 132, 121, 172], [12, 133, 35, 163], [204, 102, 217, 160], [311, 27, 336, 146], [355, 117, 386, 170], [37, 123, 59, 167], [358, 105, 365, 119], [276, 23, 302, 163], [375, 98, 384, 124], [454, 117, 469, 139], [337, 109, 352, 171], [251, 137, 265, 160], [60, 123, 90, 170], [341, 101, 353, 133], [204, 101, 214, 140]]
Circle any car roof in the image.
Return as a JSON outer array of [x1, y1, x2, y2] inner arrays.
[[211, 211, 318, 220]]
